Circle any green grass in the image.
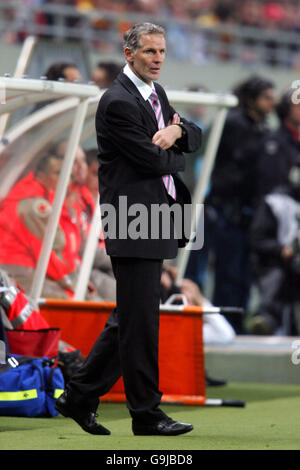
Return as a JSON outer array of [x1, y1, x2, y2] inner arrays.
[[1, 382, 300, 450]]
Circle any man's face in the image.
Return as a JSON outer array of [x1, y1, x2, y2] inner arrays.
[[125, 33, 166, 85], [72, 147, 88, 186], [255, 88, 275, 116], [86, 160, 99, 196], [63, 66, 82, 83], [39, 157, 62, 191], [56, 141, 88, 186], [92, 68, 109, 88]]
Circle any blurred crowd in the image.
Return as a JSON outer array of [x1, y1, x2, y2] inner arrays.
[[23, 0, 300, 30], [2, 0, 300, 67]]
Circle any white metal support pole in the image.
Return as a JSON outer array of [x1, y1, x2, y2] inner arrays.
[[74, 204, 102, 300], [13, 36, 37, 79], [30, 97, 90, 301], [175, 106, 229, 285], [0, 36, 37, 138]]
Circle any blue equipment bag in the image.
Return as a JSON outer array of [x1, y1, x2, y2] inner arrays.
[[0, 356, 64, 417]]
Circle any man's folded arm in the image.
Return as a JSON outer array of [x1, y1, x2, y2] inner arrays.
[[97, 100, 185, 176]]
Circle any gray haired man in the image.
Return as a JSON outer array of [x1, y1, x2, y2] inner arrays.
[[55, 22, 202, 436]]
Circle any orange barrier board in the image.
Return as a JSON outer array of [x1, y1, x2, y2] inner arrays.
[[40, 299, 206, 405]]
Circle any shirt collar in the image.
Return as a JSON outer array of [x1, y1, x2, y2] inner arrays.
[[123, 63, 155, 101]]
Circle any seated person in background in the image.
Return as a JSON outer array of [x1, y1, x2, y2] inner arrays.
[[85, 148, 100, 200], [250, 161, 300, 336], [55, 142, 116, 301], [84, 148, 116, 300], [160, 263, 235, 345], [54, 140, 94, 248], [45, 62, 82, 83], [33, 62, 83, 112], [91, 62, 122, 89], [160, 263, 235, 386], [84, 148, 114, 274], [0, 150, 81, 299], [256, 88, 300, 199]]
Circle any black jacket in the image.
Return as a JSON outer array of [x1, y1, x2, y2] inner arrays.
[[257, 124, 300, 199], [95, 71, 202, 259]]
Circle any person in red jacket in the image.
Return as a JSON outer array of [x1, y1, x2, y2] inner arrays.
[[53, 141, 116, 301], [0, 150, 81, 298]]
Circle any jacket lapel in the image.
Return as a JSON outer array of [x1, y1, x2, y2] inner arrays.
[[116, 72, 159, 129]]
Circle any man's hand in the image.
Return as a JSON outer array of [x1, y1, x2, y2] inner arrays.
[[281, 245, 294, 259], [152, 113, 182, 150]]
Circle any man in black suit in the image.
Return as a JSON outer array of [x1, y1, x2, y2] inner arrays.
[[56, 22, 202, 436]]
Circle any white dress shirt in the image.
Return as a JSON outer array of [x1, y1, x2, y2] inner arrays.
[[123, 63, 155, 104]]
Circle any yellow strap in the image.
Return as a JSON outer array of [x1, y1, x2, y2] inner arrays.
[[54, 389, 64, 399], [0, 389, 38, 401]]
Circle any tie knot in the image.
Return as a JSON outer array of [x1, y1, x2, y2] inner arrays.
[[149, 91, 158, 104]]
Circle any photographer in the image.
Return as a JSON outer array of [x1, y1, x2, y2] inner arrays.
[[250, 162, 300, 335]]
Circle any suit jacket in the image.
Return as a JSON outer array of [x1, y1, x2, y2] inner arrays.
[[95, 71, 202, 259]]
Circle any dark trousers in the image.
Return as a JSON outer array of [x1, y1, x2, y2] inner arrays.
[[67, 256, 165, 424]]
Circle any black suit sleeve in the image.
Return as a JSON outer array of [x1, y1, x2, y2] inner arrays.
[[98, 99, 186, 176], [167, 104, 202, 153]]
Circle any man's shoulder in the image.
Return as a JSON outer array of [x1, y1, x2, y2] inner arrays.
[[98, 81, 138, 111]]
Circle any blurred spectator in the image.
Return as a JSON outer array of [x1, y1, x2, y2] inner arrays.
[[160, 262, 234, 386], [250, 160, 300, 335], [262, 2, 286, 67], [250, 88, 300, 335], [3, 0, 300, 68], [257, 88, 300, 199], [213, 1, 236, 61], [44, 61, 82, 82], [59, 143, 116, 301], [91, 61, 123, 89], [0, 139, 114, 301], [52, 140, 93, 251], [85, 148, 99, 199], [239, 0, 263, 28], [32, 62, 83, 112], [41, 0, 83, 37], [83, 148, 116, 301], [200, 75, 275, 334], [0, 150, 81, 299], [41, 140, 115, 301], [160, 263, 235, 345]]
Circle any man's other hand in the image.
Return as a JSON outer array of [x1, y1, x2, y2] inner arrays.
[[152, 113, 182, 150]]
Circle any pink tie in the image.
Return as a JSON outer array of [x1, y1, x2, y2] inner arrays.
[[149, 91, 176, 200]]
